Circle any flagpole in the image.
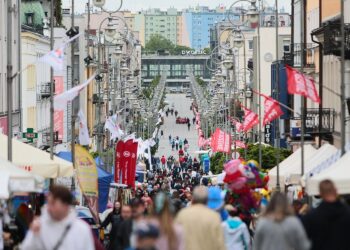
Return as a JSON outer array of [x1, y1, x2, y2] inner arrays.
[[71, 0, 76, 191], [50, 0, 54, 161], [340, 0, 346, 155], [257, 0, 262, 168], [300, 0, 305, 177], [275, 0, 280, 191]]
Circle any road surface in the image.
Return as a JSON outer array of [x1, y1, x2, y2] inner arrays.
[[155, 93, 199, 158]]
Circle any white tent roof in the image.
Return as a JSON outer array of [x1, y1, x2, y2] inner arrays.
[[306, 151, 350, 195], [287, 144, 338, 185], [0, 157, 44, 199], [268, 145, 317, 188], [0, 134, 73, 178]]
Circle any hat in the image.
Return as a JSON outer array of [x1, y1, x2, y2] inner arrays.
[[207, 187, 224, 210]]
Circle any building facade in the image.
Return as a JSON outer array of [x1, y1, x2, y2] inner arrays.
[[0, 0, 21, 137]]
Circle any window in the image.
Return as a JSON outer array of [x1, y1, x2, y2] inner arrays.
[[25, 13, 34, 26], [248, 40, 253, 50], [27, 64, 36, 90], [27, 107, 36, 128]]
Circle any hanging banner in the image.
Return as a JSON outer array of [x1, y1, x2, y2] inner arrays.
[[242, 107, 259, 132], [74, 145, 98, 222], [262, 97, 284, 126], [286, 65, 320, 103], [115, 140, 125, 183], [210, 128, 231, 153], [115, 139, 138, 187], [233, 140, 247, 149]]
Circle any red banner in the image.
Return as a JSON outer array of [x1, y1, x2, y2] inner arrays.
[[210, 128, 231, 153], [242, 107, 259, 132], [286, 65, 320, 103], [115, 141, 125, 183], [263, 97, 284, 126], [115, 139, 138, 187], [233, 140, 247, 149], [230, 117, 243, 133]]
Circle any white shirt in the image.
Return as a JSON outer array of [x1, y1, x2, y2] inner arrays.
[[21, 207, 95, 250]]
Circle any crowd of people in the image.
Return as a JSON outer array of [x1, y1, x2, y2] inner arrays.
[[14, 178, 350, 250]]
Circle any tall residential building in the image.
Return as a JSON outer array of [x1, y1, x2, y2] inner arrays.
[[0, 0, 21, 136], [182, 6, 227, 50], [135, 8, 181, 46]]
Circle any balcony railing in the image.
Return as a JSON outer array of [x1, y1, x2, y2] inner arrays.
[[283, 43, 317, 69]]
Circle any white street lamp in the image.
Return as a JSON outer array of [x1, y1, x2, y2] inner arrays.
[[120, 62, 129, 76], [223, 56, 234, 69], [93, 0, 105, 8], [233, 33, 244, 48], [247, 1, 259, 24]]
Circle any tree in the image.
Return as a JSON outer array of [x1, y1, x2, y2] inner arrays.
[[237, 143, 291, 170], [203, 47, 211, 54], [145, 34, 175, 52], [171, 45, 193, 55]]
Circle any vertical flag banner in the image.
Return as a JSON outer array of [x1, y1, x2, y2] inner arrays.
[[115, 139, 138, 187], [54, 73, 96, 110], [115, 140, 125, 183], [53, 76, 64, 140], [38, 47, 65, 71], [242, 107, 259, 132], [262, 97, 284, 126], [230, 117, 243, 133], [77, 109, 90, 146], [74, 145, 98, 222], [286, 65, 320, 103], [211, 128, 231, 153]]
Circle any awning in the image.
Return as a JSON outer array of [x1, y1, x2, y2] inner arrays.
[[0, 134, 73, 178], [306, 151, 350, 195], [0, 157, 44, 199], [268, 145, 317, 188]]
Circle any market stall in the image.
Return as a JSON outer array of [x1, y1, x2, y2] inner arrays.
[[306, 151, 350, 195], [268, 145, 317, 188], [0, 134, 73, 178], [0, 157, 44, 199]]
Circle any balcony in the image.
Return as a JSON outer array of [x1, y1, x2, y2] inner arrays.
[[92, 93, 104, 105], [283, 43, 316, 73], [37, 82, 53, 100], [312, 19, 350, 59], [290, 108, 335, 139]]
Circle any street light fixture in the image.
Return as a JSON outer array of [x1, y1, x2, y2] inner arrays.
[[105, 19, 117, 38], [247, 0, 259, 24], [233, 33, 244, 48], [120, 61, 129, 76], [223, 56, 234, 69]]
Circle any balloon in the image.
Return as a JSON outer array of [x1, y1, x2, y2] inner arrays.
[[247, 160, 260, 169], [228, 177, 247, 190], [223, 159, 242, 183]]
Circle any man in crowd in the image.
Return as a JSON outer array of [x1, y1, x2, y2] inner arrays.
[[21, 185, 95, 250], [302, 179, 350, 250], [175, 186, 226, 250], [103, 203, 132, 250]]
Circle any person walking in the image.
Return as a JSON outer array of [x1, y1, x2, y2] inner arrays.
[[106, 204, 132, 250], [179, 139, 183, 149], [222, 205, 251, 250], [101, 201, 121, 249], [192, 117, 196, 125], [175, 139, 179, 151], [161, 156, 166, 169], [151, 193, 185, 250], [253, 192, 310, 250], [171, 139, 175, 151], [187, 123, 191, 131], [175, 110, 178, 117], [21, 185, 95, 250], [175, 186, 226, 250], [169, 135, 172, 145], [302, 179, 350, 250], [160, 130, 164, 137]]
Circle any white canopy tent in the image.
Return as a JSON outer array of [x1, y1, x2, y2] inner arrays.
[[287, 144, 338, 185], [268, 145, 317, 188], [306, 151, 350, 195], [0, 157, 44, 199], [0, 134, 73, 178]]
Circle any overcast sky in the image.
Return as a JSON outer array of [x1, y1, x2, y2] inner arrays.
[[62, 0, 291, 13]]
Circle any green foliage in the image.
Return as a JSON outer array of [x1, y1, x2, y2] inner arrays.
[[54, 0, 63, 26], [203, 47, 211, 54], [142, 76, 161, 100], [210, 152, 227, 174], [90, 151, 99, 159], [237, 143, 292, 170], [145, 34, 175, 52], [195, 76, 206, 87], [144, 34, 193, 55]]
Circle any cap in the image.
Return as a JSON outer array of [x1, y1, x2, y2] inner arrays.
[[207, 187, 224, 210]]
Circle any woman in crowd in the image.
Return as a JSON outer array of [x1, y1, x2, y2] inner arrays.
[[253, 192, 310, 250], [151, 192, 185, 250]]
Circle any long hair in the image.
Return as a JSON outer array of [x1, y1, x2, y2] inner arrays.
[[263, 192, 294, 221], [155, 193, 178, 250]]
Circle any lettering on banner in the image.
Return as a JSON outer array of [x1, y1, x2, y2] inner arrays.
[[264, 123, 271, 144]]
